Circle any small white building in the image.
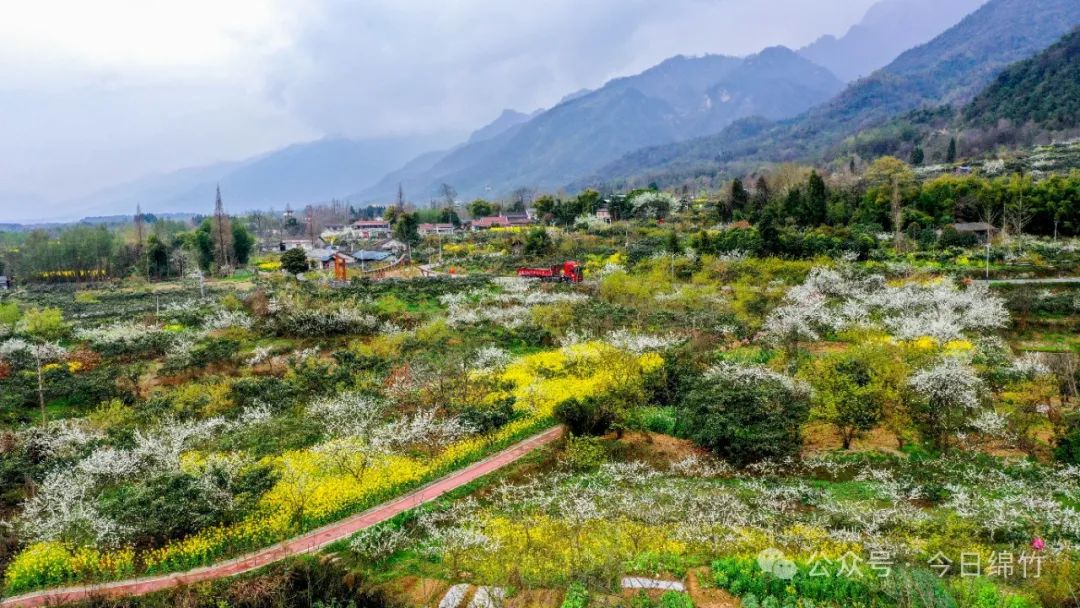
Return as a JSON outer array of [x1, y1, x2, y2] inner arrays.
[[281, 238, 324, 252]]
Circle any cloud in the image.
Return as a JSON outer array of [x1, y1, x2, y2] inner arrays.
[[266, 0, 877, 138], [0, 0, 879, 213]]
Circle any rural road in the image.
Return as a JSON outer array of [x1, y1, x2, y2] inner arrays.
[[0, 426, 563, 608]]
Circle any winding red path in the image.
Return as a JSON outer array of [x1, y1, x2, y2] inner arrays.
[[1, 426, 563, 608]]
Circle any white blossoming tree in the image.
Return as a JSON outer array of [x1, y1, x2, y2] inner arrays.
[[0, 339, 67, 425], [907, 357, 985, 450]]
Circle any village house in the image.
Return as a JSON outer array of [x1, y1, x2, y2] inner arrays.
[[0, 275, 10, 290], [470, 213, 535, 231], [504, 212, 534, 227], [419, 223, 456, 236], [280, 238, 325, 252], [306, 248, 356, 270], [951, 222, 998, 242], [350, 250, 394, 265], [372, 238, 408, 254], [351, 220, 392, 239]]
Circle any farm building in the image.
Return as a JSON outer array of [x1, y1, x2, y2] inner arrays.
[[306, 249, 356, 270], [952, 222, 998, 242]]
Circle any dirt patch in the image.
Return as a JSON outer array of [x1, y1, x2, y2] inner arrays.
[[616, 432, 708, 467], [505, 588, 564, 608], [801, 423, 905, 456], [385, 576, 451, 608], [686, 568, 739, 608]]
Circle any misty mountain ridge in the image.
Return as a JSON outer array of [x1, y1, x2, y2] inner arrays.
[[61, 132, 463, 220], [799, 0, 988, 82], [582, 0, 1080, 191], [834, 26, 1080, 165], [355, 46, 842, 202]]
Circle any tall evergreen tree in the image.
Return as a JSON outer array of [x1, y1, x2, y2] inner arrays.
[[758, 201, 785, 255], [804, 171, 828, 227], [752, 176, 770, 218], [910, 145, 925, 166], [211, 186, 233, 274], [946, 138, 957, 164], [730, 178, 750, 218], [784, 187, 803, 221], [134, 204, 148, 279]]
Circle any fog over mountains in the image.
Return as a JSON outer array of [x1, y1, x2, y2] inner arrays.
[[41, 0, 1010, 220], [797, 0, 989, 82], [355, 46, 843, 202]]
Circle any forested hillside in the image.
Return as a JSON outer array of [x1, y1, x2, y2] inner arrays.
[[963, 27, 1080, 130], [583, 0, 1080, 191], [839, 28, 1080, 165]]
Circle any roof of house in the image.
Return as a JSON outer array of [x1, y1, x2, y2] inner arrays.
[[419, 223, 455, 230], [953, 222, 997, 232], [472, 215, 511, 228], [306, 248, 335, 262], [351, 250, 394, 262], [353, 220, 391, 228], [373, 238, 407, 250]]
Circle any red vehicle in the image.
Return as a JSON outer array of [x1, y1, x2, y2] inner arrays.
[[517, 261, 584, 283]]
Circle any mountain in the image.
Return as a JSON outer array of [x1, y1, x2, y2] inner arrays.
[[355, 108, 543, 202], [963, 27, 1080, 130], [465, 109, 538, 145], [836, 27, 1080, 164], [357, 48, 842, 201], [799, 0, 988, 82], [52, 160, 248, 222], [583, 0, 1080, 191], [63, 133, 461, 219]]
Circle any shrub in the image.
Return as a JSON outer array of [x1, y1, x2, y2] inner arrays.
[[559, 434, 609, 471], [951, 577, 1038, 608], [660, 592, 694, 608], [280, 248, 310, 275], [562, 582, 590, 608], [939, 227, 979, 248], [676, 363, 809, 466], [555, 396, 619, 436], [628, 406, 678, 435], [1054, 413, 1080, 465], [456, 397, 519, 435]]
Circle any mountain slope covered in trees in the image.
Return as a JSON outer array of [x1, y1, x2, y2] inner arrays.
[[963, 27, 1080, 130], [583, 0, 1080, 191], [836, 27, 1080, 165]]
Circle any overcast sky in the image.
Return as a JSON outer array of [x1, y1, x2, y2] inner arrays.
[[0, 0, 878, 216]]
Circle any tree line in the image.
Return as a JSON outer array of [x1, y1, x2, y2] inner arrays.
[[0, 215, 254, 284]]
